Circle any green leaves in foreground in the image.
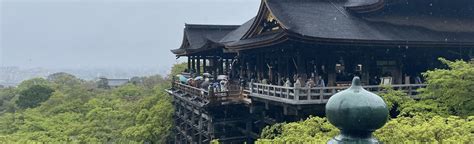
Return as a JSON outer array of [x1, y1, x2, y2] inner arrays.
[[258, 58, 474, 143], [421, 58, 474, 116], [257, 115, 474, 143]]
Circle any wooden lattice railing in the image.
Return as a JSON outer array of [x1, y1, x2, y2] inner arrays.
[[172, 82, 235, 103], [249, 83, 427, 105]]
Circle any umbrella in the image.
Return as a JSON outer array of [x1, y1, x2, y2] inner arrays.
[[203, 73, 212, 77], [179, 75, 188, 84], [217, 75, 228, 80], [195, 76, 203, 81]]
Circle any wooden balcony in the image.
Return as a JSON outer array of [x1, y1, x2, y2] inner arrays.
[[170, 82, 243, 106], [248, 83, 427, 105]]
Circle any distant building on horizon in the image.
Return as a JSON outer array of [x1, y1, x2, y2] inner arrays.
[[97, 77, 130, 88]]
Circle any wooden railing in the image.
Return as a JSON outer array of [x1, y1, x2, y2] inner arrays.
[[172, 82, 230, 102], [173, 82, 210, 99], [249, 83, 427, 105]]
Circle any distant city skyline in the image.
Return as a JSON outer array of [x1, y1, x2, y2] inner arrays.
[[1, 0, 259, 71], [0, 66, 168, 86]]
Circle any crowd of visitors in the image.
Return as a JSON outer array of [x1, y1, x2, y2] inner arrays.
[[175, 69, 229, 92]]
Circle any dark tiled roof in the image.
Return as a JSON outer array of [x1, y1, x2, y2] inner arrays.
[[171, 24, 239, 55], [226, 0, 474, 49], [219, 17, 256, 44], [270, 0, 474, 42]]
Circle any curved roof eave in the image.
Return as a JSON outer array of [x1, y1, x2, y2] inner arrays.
[[225, 0, 474, 50]]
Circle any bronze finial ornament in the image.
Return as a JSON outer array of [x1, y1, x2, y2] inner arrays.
[[326, 77, 389, 144]]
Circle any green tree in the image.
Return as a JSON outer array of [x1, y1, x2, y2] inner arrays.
[[168, 62, 187, 79], [421, 58, 474, 116], [122, 86, 173, 143], [130, 75, 167, 89], [378, 87, 414, 118], [16, 85, 54, 109], [0, 88, 18, 113], [96, 78, 110, 89], [17, 78, 50, 91], [113, 84, 144, 101], [399, 99, 450, 118], [257, 115, 473, 143], [0, 65, 179, 143], [47, 72, 83, 90]]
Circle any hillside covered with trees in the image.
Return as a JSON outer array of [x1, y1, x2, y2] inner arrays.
[[0, 63, 187, 143]]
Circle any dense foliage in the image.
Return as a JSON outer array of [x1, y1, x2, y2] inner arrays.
[[16, 85, 54, 109], [257, 115, 473, 143], [421, 58, 474, 116], [257, 59, 474, 143], [0, 69, 176, 143]]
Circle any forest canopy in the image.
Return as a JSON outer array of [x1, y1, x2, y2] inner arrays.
[[0, 63, 187, 143]]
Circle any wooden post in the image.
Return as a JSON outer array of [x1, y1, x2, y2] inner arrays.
[[294, 83, 300, 100], [328, 55, 336, 87], [278, 53, 284, 85], [286, 54, 290, 80], [225, 58, 230, 73], [319, 87, 324, 102], [362, 55, 370, 85], [191, 56, 196, 72], [187, 56, 191, 71], [197, 56, 201, 75], [213, 55, 218, 81], [296, 48, 308, 82], [203, 57, 207, 73]]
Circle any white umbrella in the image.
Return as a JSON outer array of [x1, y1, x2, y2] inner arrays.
[[195, 76, 203, 81], [203, 73, 212, 77], [217, 75, 228, 80]]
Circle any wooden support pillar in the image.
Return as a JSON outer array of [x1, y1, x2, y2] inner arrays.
[[213, 55, 218, 81], [286, 54, 290, 80], [203, 57, 207, 73], [277, 54, 284, 85], [219, 57, 224, 75], [248, 56, 254, 79], [328, 56, 336, 87], [259, 53, 265, 80], [190, 107, 196, 142], [396, 57, 403, 85], [225, 59, 230, 74], [191, 56, 196, 72], [187, 56, 191, 71], [362, 54, 370, 85], [241, 55, 246, 78], [197, 56, 201, 75], [198, 112, 203, 143], [296, 49, 308, 82], [246, 117, 253, 143]]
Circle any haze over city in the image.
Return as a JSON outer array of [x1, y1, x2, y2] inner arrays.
[[0, 0, 259, 84]]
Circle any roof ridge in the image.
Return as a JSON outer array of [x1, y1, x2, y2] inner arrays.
[[184, 24, 240, 29]]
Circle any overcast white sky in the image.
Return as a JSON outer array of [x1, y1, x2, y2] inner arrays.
[[0, 0, 259, 71]]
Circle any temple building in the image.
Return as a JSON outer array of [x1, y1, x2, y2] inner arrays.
[[168, 0, 474, 143]]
